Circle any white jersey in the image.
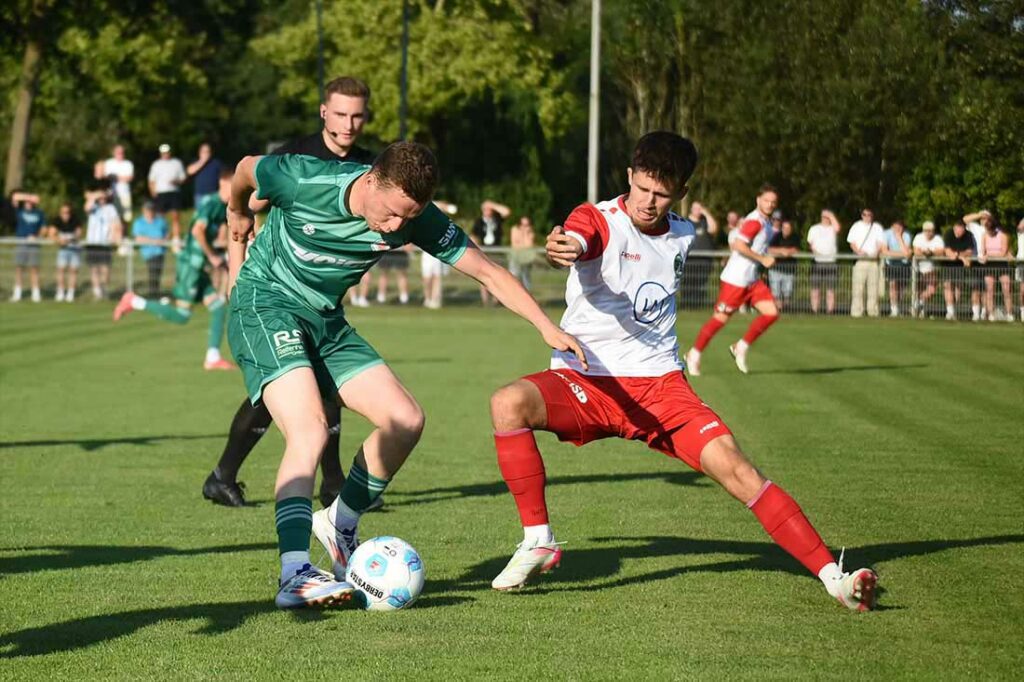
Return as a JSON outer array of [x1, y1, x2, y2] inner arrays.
[[720, 209, 773, 287], [553, 197, 695, 377]]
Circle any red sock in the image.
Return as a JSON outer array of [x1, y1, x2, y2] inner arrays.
[[742, 314, 778, 345], [748, 481, 833, 575], [495, 429, 549, 526], [694, 317, 725, 351]]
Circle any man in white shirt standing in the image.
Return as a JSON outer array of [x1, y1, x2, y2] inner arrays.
[[806, 209, 841, 314], [148, 143, 186, 248], [846, 207, 885, 317], [95, 144, 135, 222], [963, 210, 992, 321], [912, 221, 944, 317]]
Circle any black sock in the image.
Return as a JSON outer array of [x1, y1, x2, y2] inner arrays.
[[318, 402, 345, 489], [215, 397, 273, 482]]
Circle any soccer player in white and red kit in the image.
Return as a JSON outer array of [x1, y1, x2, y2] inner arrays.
[[487, 133, 877, 611], [685, 184, 781, 375]]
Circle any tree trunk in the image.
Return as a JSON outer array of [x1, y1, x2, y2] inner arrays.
[[5, 39, 43, 195]]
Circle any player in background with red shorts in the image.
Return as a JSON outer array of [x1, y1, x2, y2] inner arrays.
[[685, 184, 781, 375], [487, 132, 877, 611]]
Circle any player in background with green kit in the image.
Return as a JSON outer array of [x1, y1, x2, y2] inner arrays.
[[113, 168, 236, 371], [226, 142, 586, 609]]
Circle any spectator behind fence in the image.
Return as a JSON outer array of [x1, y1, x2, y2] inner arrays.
[[48, 202, 82, 302], [942, 220, 974, 321], [84, 187, 123, 300], [979, 218, 1013, 322], [10, 191, 44, 302], [375, 244, 411, 304], [148, 143, 186, 249], [768, 219, 800, 309], [422, 200, 457, 309], [1017, 218, 1024, 322], [187, 142, 223, 208], [882, 220, 912, 317], [509, 215, 536, 290], [912, 221, 944, 318], [807, 209, 841, 314], [963, 210, 992, 321], [685, 201, 718, 307], [847, 208, 885, 317], [132, 201, 169, 297], [472, 199, 510, 305], [95, 144, 135, 222]]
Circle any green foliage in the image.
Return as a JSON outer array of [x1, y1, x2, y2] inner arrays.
[[1, 0, 1020, 229]]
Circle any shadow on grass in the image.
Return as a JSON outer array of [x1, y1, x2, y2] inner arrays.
[[386, 470, 706, 508], [756, 363, 928, 375], [1, 534, 1020, 657], [0, 542, 276, 577], [429, 533, 1024, 600], [0, 433, 222, 452]]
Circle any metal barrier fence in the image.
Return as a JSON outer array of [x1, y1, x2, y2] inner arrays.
[[1, 238, 1020, 321]]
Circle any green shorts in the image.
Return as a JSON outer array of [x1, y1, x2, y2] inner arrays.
[[172, 251, 216, 303], [228, 279, 384, 405]]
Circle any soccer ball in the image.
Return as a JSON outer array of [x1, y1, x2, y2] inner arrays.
[[346, 536, 425, 611]]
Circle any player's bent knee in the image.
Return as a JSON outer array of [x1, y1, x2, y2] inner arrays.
[[387, 401, 426, 441], [490, 381, 542, 431]]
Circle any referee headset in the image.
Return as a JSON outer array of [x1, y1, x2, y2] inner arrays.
[[320, 96, 374, 140]]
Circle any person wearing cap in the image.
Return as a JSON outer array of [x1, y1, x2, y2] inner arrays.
[[131, 200, 170, 297], [912, 220, 944, 317], [147, 144, 186, 250], [963, 209, 992, 321]]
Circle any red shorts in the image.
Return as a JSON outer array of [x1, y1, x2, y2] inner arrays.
[[715, 280, 774, 313], [524, 369, 733, 471]]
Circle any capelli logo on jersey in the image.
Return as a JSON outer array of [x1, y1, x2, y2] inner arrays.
[[370, 241, 393, 251], [620, 250, 641, 262]]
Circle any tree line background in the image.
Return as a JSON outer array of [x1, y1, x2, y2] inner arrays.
[[2, 0, 1021, 238]]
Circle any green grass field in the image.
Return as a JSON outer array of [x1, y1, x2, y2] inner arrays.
[[1, 302, 1022, 679]]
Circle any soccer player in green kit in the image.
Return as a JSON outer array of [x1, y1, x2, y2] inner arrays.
[[227, 142, 586, 609], [113, 168, 235, 371]]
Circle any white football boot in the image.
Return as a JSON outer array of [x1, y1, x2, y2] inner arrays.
[[831, 551, 878, 612], [275, 563, 356, 609], [312, 508, 359, 580], [491, 539, 563, 591], [728, 343, 749, 374]]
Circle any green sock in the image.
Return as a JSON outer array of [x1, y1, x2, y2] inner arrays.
[[275, 497, 313, 554], [207, 299, 226, 350], [143, 299, 191, 324], [339, 462, 389, 513]]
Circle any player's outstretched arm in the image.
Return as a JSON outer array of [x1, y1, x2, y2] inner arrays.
[[228, 155, 261, 242], [453, 243, 588, 369]]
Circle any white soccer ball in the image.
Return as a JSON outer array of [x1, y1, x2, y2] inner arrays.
[[346, 536, 425, 611]]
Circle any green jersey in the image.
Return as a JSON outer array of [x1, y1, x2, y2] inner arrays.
[[242, 154, 469, 312], [182, 194, 227, 267]]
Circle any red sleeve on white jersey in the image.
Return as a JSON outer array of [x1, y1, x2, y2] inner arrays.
[[563, 203, 610, 261], [735, 219, 761, 244]]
